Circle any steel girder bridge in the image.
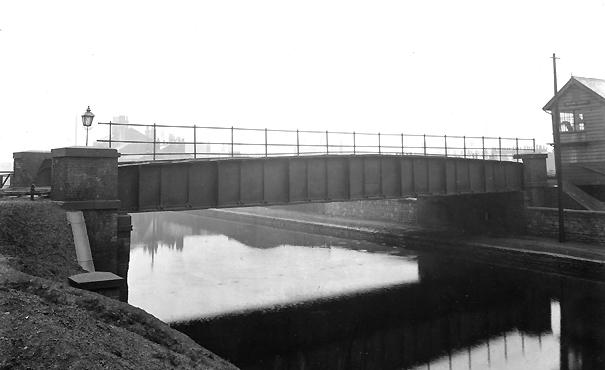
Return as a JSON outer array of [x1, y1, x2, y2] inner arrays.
[[117, 154, 523, 213]]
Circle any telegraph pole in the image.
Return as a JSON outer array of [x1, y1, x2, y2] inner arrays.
[[550, 53, 566, 242]]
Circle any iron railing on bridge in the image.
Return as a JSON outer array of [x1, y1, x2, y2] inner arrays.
[[97, 122, 537, 162]]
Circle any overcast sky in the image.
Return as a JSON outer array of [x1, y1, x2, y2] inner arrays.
[[2, 0, 605, 161]]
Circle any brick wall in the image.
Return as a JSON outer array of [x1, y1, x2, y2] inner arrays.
[[275, 199, 418, 223], [12, 151, 52, 187], [526, 207, 605, 244], [543, 187, 584, 210], [82, 210, 119, 273], [276, 192, 525, 235], [416, 192, 526, 235], [51, 157, 118, 201]]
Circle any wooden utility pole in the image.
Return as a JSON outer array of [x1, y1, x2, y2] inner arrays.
[[550, 53, 566, 242]]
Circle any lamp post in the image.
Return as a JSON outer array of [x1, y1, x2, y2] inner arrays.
[[81, 106, 95, 146]]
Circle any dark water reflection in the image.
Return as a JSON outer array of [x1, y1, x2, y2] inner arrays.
[[130, 211, 605, 369]]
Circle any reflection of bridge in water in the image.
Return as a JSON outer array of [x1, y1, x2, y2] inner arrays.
[[132, 210, 371, 254], [131, 211, 344, 260], [174, 255, 605, 369], [135, 212, 605, 369]]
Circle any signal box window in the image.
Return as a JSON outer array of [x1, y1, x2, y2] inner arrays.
[[560, 111, 585, 133]]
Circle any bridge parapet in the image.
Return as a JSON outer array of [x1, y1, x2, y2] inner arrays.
[[118, 155, 524, 213]]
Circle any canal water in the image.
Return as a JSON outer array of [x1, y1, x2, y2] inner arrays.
[[129, 211, 605, 370]]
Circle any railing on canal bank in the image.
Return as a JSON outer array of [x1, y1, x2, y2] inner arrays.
[[97, 122, 537, 162]]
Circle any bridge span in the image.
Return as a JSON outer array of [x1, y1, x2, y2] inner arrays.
[[117, 154, 523, 213], [9, 146, 543, 275]]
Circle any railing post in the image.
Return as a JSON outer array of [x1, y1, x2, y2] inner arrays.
[[296, 129, 300, 156], [325, 130, 329, 155], [482, 136, 485, 160], [378, 132, 381, 155], [353, 131, 356, 155], [515, 137, 519, 162], [231, 126, 234, 157], [498, 136, 502, 161], [265, 128, 268, 157], [423, 134, 427, 156], [193, 124, 197, 159], [108, 121, 112, 148], [463, 136, 466, 158], [401, 133, 404, 155], [444, 135, 448, 157], [153, 123, 156, 161], [533, 138, 536, 152]]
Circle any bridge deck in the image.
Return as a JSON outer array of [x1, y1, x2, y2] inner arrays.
[[117, 155, 523, 213]]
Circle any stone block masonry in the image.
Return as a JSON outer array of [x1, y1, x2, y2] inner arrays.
[[275, 199, 418, 223], [514, 153, 548, 207], [526, 207, 605, 244], [12, 151, 52, 187], [276, 192, 526, 235], [416, 192, 526, 235], [116, 213, 132, 301], [81, 209, 118, 273], [51, 147, 119, 203], [50, 147, 129, 285]]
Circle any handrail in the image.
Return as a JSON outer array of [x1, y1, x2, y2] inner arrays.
[[97, 122, 537, 162]]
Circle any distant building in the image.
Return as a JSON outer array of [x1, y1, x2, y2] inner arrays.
[[544, 76, 605, 202], [96, 115, 188, 161], [109, 115, 139, 143], [95, 115, 154, 159]]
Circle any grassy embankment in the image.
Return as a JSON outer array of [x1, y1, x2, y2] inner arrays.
[[0, 198, 236, 370]]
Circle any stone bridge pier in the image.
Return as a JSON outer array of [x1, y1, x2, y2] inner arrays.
[[50, 147, 131, 299], [415, 153, 548, 234], [415, 191, 526, 234]]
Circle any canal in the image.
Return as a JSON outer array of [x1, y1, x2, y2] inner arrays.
[[128, 211, 605, 370]]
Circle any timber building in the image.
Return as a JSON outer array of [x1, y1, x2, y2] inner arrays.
[[544, 76, 605, 206]]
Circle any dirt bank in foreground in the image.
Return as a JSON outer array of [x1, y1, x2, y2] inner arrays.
[[0, 199, 237, 369]]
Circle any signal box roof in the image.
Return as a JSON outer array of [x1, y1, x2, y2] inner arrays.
[[543, 76, 605, 111]]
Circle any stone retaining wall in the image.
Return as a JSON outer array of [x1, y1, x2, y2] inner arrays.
[[274, 199, 418, 223], [276, 192, 526, 235], [526, 207, 605, 244]]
